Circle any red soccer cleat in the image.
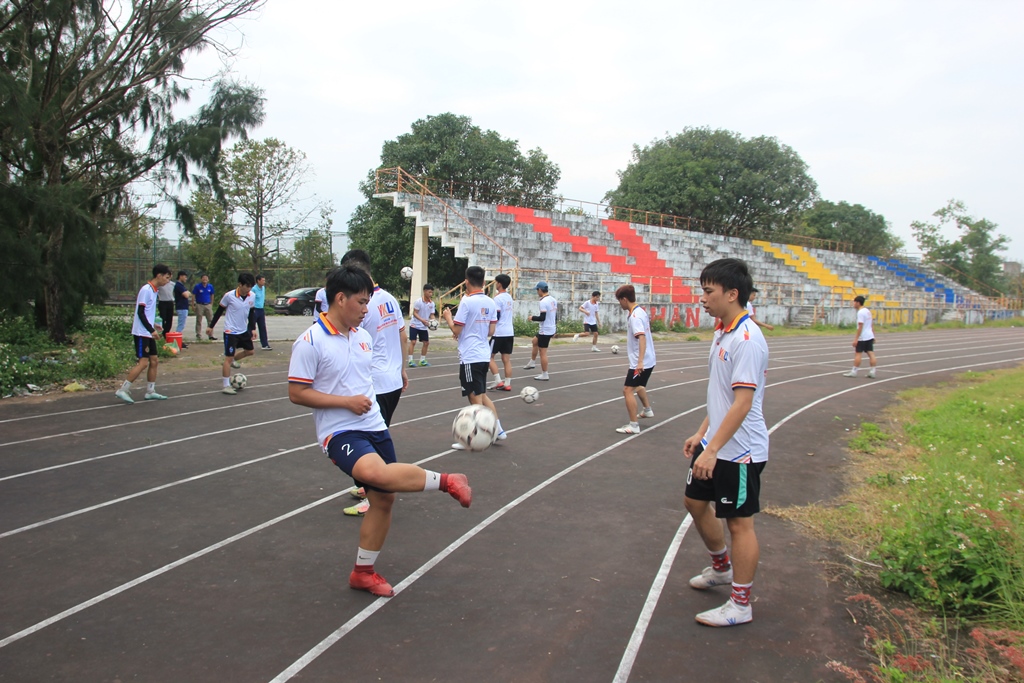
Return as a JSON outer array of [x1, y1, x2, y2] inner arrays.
[[444, 473, 472, 508], [349, 569, 394, 597], [494, 383, 512, 391]]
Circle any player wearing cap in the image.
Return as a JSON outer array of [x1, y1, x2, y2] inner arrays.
[[208, 272, 257, 395], [843, 295, 877, 378], [522, 280, 557, 381], [488, 273, 515, 391], [442, 265, 507, 449], [614, 285, 656, 434], [288, 264, 472, 598], [683, 257, 770, 627]]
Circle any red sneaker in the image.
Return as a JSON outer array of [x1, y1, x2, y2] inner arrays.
[[494, 383, 512, 391], [445, 473, 472, 508], [349, 570, 394, 597]]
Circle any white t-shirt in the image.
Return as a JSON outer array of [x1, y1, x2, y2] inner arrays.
[[453, 292, 497, 364], [288, 314, 386, 446], [745, 302, 755, 317], [702, 312, 770, 463], [132, 283, 159, 337], [410, 298, 436, 330], [494, 291, 514, 337], [626, 305, 657, 369], [537, 295, 557, 336], [219, 288, 255, 335], [857, 307, 875, 341], [314, 288, 327, 313], [581, 300, 600, 325], [360, 286, 406, 393]]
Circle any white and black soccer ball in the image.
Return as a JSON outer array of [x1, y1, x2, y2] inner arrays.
[[230, 373, 247, 390], [452, 404, 498, 451], [611, 345, 619, 354], [400, 266, 414, 280], [519, 386, 539, 404], [428, 319, 439, 331]]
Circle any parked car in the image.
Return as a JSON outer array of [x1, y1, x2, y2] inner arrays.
[[273, 287, 319, 316]]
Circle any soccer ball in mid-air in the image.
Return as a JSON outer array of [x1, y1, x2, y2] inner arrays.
[[520, 386, 539, 404], [400, 266, 414, 280], [452, 404, 498, 451], [230, 373, 247, 390], [428, 319, 439, 331], [611, 345, 619, 354]]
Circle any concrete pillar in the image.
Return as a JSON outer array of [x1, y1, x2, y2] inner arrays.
[[409, 224, 429, 308]]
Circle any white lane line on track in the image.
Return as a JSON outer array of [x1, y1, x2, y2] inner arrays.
[[0, 444, 318, 540], [611, 353, 1024, 681]]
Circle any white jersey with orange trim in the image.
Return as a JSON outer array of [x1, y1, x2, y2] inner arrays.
[[360, 286, 406, 393], [702, 312, 770, 463], [218, 288, 255, 335], [132, 283, 159, 337], [288, 313, 386, 445], [453, 291, 497, 364], [625, 304, 656, 369]]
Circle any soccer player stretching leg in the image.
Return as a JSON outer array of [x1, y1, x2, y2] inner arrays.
[[288, 265, 472, 597]]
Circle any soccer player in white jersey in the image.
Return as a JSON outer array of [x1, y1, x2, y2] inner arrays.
[[442, 265, 507, 449], [208, 272, 257, 395], [115, 264, 172, 404], [614, 285, 656, 434], [288, 265, 472, 598], [488, 273, 515, 391], [843, 295, 877, 378], [340, 249, 408, 516], [522, 281, 557, 381], [314, 286, 327, 315], [683, 258, 770, 627], [745, 288, 774, 332], [407, 283, 436, 367], [579, 290, 602, 351]]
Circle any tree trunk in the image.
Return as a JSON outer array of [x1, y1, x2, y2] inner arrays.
[[44, 233, 68, 343]]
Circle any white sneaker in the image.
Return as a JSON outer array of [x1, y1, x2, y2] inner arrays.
[[695, 599, 752, 627], [451, 442, 467, 451], [591, 346, 600, 352], [867, 371, 876, 378], [842, 371, 858, 377], [143, 392, 168, 400], [572, 333, 580, 342], [689, 566, 733, 589], [231, 360, 241, 369], [639, 406, 655, 419], [523, 361, 536, 369], [615, 424, 640, 434], [222, 386, 237, 395], [534, 372, 549, 381], [115, 389, 134, 404], [495, 430, 507, 441]]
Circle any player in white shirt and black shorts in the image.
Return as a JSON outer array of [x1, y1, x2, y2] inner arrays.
[[614, 285, 656, 434], [843, 295, 877, 378], [208, 272, 257, 395], [288, 264, 473, 598], [523, 281, 557, 381], [579, 290, 602, 352], [115, 264, 172, 404], [407, 283, 436, 367], [488, 273, 515, 391], [442, 266, 507, 448], [683, 258, 770, 628]]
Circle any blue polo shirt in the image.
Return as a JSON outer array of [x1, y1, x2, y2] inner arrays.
[[192, 282, 214, 305], [253, 283, 266, 309], [173, 281, 190, 309]]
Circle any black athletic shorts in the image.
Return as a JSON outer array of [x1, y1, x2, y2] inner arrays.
[[856, 339, 875, 353], [325, 429, 397, 494], [536, 334, 553, 349], [490, 336, 514, 356], [459, 361, 489, 397], [133, 335, 159, 358], [684, 444, 765, 518], [584, 323, 599, 333], [409, 327, 430, 342], [624, 366, 654, 388], [375, 388, 402, 428], [224, 333, 254, 357]]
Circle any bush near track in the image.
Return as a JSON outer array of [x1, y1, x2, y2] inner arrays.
[[781, 366, 1024, 682], [0, 308, 175, 397]]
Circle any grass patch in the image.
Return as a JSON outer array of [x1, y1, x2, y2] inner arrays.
[[781, 367, 1024, 681]]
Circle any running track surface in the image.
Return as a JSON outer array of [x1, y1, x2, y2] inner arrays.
[[2, 328, 1022, 682]]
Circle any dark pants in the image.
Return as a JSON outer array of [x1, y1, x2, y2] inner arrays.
[[158, 301, 174, 335], [254, 307, 269, 348]]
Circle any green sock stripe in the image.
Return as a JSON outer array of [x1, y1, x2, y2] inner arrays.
[[736, 464, 748, 508]]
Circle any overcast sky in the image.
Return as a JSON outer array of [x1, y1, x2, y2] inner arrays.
[[181, 0, 1024, 262]]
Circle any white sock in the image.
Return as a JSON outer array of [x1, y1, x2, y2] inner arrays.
[[121, 380, 132, 392], [423, 470, 441, 491], [493, 373, 502, 382], [630, 421, 639, 430], [408, 355, 413, 362], [495, 419, 504, 434], [147, 382, 155, 393], [356, 547, 380, 567], [850, 367, 858, 374], [223, 376, 231, 387]]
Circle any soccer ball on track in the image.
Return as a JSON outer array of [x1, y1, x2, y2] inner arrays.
[[400, 266, 414, 280], [611, 345, 619, 354], [452, 404, 498, 451], [230, 373, 247, 390], [520, 386, 539, 404]]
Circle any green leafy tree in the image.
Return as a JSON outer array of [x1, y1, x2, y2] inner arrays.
[[348, 113, 562, 294], [222, 137, 327, 274], [0, 0, 265, 342], [799, 200, 903, 255], [603, 127, 818, 237], [182, 189, 241, 296], [289, 205, 336, 287], [911, 200, 1010, 295]]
